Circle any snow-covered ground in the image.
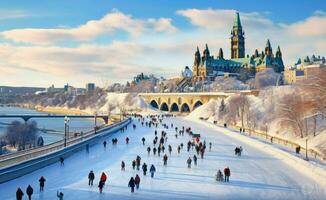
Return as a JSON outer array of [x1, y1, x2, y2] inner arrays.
[[0, 117, 325, 200]]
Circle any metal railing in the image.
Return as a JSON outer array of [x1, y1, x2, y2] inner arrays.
[[211, 121, 325, 162], [0, 120, 127, 169]]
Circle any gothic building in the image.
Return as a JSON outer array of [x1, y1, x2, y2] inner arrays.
[[192, 12, 284, 82]]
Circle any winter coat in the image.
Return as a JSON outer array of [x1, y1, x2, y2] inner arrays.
[[100, 173, 107, 182], [134, 175, 140, 184], [26, 185, 33, 196], [128, 178, 135, 188], [150, 165, 156, 173], [57, 192, 64, 200], [16, 188, 24, 200], [142, 164, 147, 172], [98, 180, 104, 189], [224, 168, 231, 176], [187, 158, 192, 164], [88, 171, 95, 180], [39, 176, 46, 187]]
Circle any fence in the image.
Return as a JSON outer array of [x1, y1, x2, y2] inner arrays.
[[231, 124, 325, 162], [0, 118, 131, 183]]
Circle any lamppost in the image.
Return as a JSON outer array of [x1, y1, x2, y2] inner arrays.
[[265, 123, 268, 139], [94, 112, 97, 134], [305, 138, 309, 161], [64, 116, 70, 147]]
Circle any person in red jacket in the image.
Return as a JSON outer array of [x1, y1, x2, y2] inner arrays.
[[224, 167, 231, 182], [134, 174, 141, 190], [100, 172, 107, 185]]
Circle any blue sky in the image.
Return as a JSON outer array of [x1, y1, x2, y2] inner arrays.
[[0, 0, 325, 87]]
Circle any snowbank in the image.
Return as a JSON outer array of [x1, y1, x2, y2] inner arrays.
[[186, 117, 326, 187]]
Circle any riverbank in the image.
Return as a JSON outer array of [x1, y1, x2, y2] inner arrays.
[[35, 106, 89, 115]]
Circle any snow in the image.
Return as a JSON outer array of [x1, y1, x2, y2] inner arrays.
[[0, 116, 325, 200]]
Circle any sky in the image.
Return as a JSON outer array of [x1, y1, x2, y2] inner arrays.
[[0, 0, 325, 87]]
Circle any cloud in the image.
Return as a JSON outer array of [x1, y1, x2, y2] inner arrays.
[[0, 9, 325, 87], [284, 12, 326, 37], [0, 10, 177, 45], [0, 9, 31, 20], [176, 8, 326, 65]]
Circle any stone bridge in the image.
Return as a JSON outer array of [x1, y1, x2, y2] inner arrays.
[[139, 91, 258, 113]]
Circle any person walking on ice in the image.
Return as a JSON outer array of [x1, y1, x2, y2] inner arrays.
[[134, 174, 141, 190], [16, 187, 24, 200], [88, 171, 95, 186], [193, 155, 197, 166], [150, 164, 156, 178], [128, 177, 135, 193], [147, 147, 151, 156], [26, 185, 33, 200], [39, 176, 46, 191], [57, 191, 64, 200], [121, 161, 125, 171], [224, 167, 231, 182], [163, 154, 168, 166], [142, 163, 148, 176], [216, 170, 223, 182], [187, 157, 192, 168]]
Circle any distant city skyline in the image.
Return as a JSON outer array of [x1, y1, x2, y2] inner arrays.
[[0, 0, 325, 87]]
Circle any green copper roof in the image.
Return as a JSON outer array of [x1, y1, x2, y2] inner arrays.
[[233, 12, 242, 27], [266, 39, 271, 48]]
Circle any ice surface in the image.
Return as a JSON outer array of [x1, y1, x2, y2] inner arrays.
[[0, 117, 325, 200]]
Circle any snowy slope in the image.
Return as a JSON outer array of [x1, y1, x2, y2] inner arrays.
[[0, 117, 325, 200]]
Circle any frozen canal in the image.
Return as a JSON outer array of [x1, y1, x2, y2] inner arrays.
[[0, 116, 325, 200]]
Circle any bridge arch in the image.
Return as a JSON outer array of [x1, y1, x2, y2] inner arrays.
[[193, 101, 203, 111], [160, 102, 169, 111], [150, 100, 159, 109], [180, 103, 190, 113], [170, 103, 179, 112]]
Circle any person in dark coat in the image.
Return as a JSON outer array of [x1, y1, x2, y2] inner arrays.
[[26, 185, 33, 200], [16, 187, 24, 200], [59, 157, 64, 166], [121, 161, 125, 171], [128, 177, 135, 193], [150, 164, 156, 178], [98, 180, 104, 193], [168, 145, 172, 155], [187, 157, 192, 168], [57, 191, 64, 200], [88, 171, 95, 186], [142, 163, 147, 176], [136, 156, 141, 170], [134, 174, 141, 190], [39, 176, 46, 191], [132, 160, 136, 170], [141, 137, 145, 145], [125, 137, 129, 144], [163, 154, 168, 166], [224, 167, 231, 182], [147, 147, 151, 155], [177, 146, 181, 154], [193, 155, 197, 166], [103, 141, 107, 148]]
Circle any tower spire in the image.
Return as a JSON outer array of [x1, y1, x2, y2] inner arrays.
[[231, 12, 245, 59], [233, 12, 242, 28]]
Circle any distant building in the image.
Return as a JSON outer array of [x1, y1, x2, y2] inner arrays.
[[131, 73, 158, 86], [46, 84, 63, 93], [192, 12, 284, 82], [284, 55, 326, 84], [86, 83, 95, 94]]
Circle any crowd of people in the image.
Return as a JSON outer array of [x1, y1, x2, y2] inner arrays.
[[15, 113, 240, 199]]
